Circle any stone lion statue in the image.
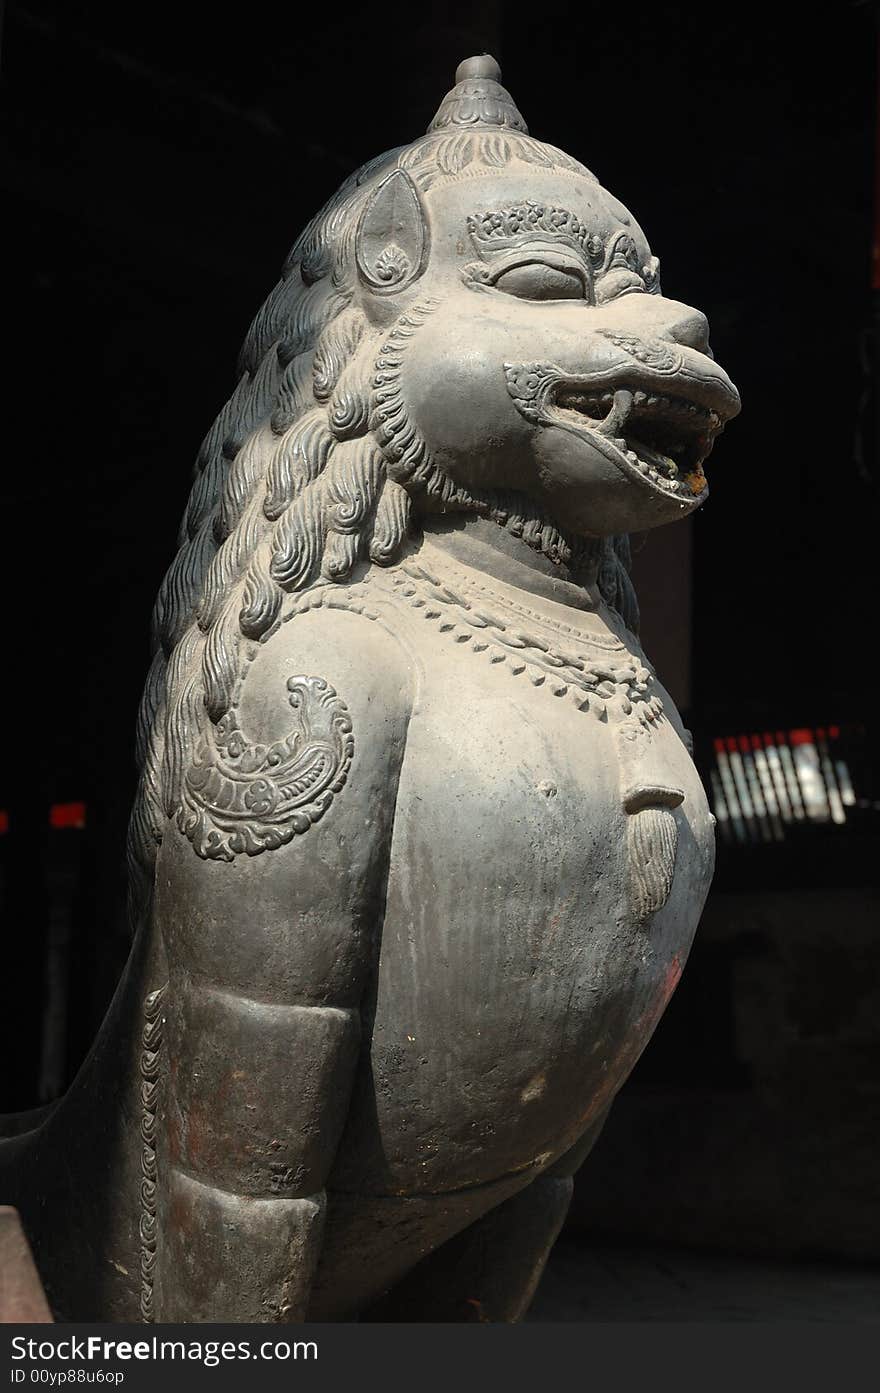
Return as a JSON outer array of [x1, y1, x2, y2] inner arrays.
[[0, 56, 739, 1322]]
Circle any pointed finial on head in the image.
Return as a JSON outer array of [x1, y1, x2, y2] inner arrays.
[[454, 55, 502, 83], [428, 55, 529, 135]]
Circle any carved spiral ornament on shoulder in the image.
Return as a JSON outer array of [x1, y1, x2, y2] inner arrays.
[[179, 675, 354, 861]]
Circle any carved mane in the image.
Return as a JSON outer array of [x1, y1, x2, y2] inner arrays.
[[127, 128, 639, 912]]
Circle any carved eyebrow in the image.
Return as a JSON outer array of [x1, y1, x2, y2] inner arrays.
[[467, 202, 604, 263]]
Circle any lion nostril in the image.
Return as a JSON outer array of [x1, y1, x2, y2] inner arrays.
[[670, 309, 711, 354]]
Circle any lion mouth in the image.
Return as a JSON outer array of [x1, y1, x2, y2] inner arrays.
[[552, 384, 722, 498]]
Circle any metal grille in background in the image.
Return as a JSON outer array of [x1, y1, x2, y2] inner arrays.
[[708, 727, 865, 845]]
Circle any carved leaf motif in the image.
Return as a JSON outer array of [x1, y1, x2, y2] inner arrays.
[[178, 675, 354, 861], [374, 243, 411, 285]]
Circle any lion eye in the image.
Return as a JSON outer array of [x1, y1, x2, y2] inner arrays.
[[493, 262, 586, 301], [595, 270, 647, 304]]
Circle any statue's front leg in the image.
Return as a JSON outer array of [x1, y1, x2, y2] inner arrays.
[[147, 613, 410, 1321], [155, 974, 360, 1322]]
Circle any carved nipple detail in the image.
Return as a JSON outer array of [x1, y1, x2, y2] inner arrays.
[[622, 787, 684, 926], [627, 807, 679, 925]]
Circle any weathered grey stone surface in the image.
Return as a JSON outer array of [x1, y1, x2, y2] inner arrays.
[[0, 55, 739, 1322]]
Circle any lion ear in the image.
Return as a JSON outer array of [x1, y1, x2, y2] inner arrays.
[[356, 170, 429, 294]]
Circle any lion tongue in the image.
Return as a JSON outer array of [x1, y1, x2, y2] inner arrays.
[[597, 389, 634, 440]]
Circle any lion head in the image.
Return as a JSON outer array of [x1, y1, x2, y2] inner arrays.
[[127, 55, 739, 902]]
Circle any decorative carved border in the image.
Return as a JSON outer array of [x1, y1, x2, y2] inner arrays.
[[139, 983, 167, 1323]]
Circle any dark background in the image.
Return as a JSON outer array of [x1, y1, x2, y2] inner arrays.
[[1, 0, 878, 1262]]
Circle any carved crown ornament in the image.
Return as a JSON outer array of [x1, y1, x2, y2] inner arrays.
[[468, 202, 603, 261]]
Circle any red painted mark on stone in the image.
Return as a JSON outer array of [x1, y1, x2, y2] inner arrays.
[[620, 951, 687, 1083], [663, 953, 684, 1003]]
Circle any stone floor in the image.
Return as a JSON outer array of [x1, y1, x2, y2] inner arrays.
[[529, 1235, 880, 1322]]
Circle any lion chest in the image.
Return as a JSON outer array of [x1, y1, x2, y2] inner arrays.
[[336, 594, 715, 1196]]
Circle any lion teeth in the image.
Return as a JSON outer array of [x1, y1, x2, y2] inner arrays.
[[597, 388, 634, 438]]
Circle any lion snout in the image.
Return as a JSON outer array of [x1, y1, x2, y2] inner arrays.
[[665, 305, 711, 355]]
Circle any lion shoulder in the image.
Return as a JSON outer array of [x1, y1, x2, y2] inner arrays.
[[236, 588, 415, 759]]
